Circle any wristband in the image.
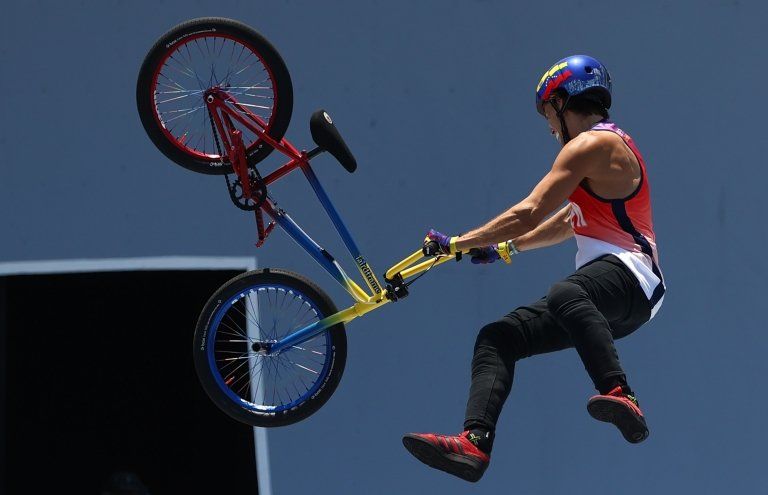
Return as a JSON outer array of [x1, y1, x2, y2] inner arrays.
[[508, 240, 519, 255], [449, 236, 460, 254], [496, 240, 519, 264]]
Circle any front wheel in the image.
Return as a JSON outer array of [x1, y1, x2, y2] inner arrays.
[[136, 17, 294, 174], [194, 269, 346, 427]]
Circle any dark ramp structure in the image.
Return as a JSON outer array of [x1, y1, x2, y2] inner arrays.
[[0, 258, 271, 495]]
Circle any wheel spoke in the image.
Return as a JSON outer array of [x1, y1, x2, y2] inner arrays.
[[230, 301, 265, 336], [162, 105, 205, 123], [234, 102, 272, 110], [221, 315, 250, 340]]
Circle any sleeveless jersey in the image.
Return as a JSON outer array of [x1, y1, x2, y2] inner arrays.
[[568, 121, 665, 318]]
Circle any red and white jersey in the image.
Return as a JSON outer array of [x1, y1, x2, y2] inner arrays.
[[568, 121, 665, 318]]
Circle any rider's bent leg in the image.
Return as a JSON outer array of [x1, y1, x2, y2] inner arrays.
[[463, 255, 651, 445], [463, 298, 569, 441], [547, 279, 629, 394]]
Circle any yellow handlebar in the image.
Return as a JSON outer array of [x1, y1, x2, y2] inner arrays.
[[385, 248, 460, 281]]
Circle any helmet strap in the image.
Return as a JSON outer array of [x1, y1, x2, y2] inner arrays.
[[549, 95, 572, 144]]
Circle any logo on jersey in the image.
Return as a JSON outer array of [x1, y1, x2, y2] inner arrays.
[[570, 202, 588, 228]]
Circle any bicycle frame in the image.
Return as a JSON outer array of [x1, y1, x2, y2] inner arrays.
[[205, 88, 459, 354]]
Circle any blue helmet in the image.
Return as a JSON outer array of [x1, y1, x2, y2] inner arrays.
[[535, 55, 612, 116]]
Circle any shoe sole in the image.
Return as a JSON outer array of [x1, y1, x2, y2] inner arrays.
[[587, 396, 649, 444], [402, 435, 487, 482]]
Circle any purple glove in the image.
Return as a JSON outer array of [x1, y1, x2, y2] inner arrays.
[[469, 241, 517, 265], [469, 246, 501, 264], [423, 229, 458, 256]]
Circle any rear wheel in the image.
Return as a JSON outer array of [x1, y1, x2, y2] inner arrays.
[[136, 17, 293, 174], [193, 269, 347, 427]]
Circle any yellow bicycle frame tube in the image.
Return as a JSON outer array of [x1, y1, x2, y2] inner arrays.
[[269, 248, 459, 353]]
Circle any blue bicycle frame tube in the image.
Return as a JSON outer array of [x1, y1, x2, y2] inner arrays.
[[300, 162, 384, 296], [268, 311, 343, 354], [263, 200, 369, 302], [300, 162, 362, 258], [269, 297, 385, 354]]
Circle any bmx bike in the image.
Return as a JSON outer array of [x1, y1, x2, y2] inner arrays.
[[136, 17, 462, 427]]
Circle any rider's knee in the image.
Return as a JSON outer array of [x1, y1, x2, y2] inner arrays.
[[475, 321, 505, 346], [546, 280, 586, 316], [474, 317, 526, 361]]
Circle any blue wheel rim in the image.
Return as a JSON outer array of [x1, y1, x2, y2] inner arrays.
[[207, 282, 333, 413]]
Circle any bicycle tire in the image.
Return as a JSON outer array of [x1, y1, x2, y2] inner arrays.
[[194, 268, 347, 427], [136, 17, 294, 174]]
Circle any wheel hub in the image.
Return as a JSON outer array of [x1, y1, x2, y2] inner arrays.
[[251, 341, 273, 355]]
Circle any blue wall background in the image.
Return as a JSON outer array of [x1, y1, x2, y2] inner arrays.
[[3, 1, 766, 493]]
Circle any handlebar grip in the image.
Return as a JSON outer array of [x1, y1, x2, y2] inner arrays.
[[422, 240, 440, 256]]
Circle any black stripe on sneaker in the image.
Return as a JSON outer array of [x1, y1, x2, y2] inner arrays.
[[438, 436, 449, 451], [454, 437, 464, 455]]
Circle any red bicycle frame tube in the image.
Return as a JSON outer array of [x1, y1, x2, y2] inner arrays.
[[204, 87, 318, 246], [205, 88, 305, 178]]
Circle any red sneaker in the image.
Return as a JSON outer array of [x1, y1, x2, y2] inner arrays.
[[402, 431, 490, 482], [587, 386, 650, 443]]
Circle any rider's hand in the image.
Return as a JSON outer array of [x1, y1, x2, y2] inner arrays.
[[468, 246, 500, 264], [423, 229, 459, 256], [468, 241, 518, 265]]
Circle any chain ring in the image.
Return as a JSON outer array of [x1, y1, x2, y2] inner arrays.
[[207, 106, 268, 211]]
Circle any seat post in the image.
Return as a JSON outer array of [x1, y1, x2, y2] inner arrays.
[[306, 146, 324, 160]]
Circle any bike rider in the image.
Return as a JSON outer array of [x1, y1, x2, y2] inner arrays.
[[402, 55, 665, 482]]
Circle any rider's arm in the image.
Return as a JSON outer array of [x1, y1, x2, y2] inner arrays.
[[454, 134, 603, 252], [511, 203, 573, 252]]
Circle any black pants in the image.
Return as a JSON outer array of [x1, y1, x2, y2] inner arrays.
[[464, 254, 651, 432]]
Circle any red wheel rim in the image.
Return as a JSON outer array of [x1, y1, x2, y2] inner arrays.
[[150, 32, 280, 162]]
